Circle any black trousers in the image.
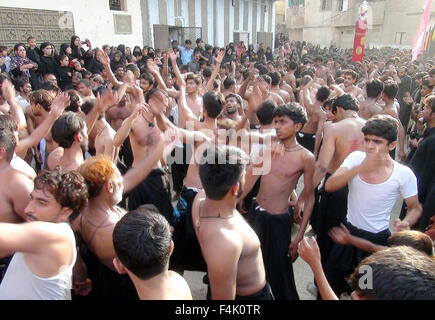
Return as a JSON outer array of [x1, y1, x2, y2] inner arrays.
[[316, 173, 349, 267], [321, 220, 390, 298], [247, 199, 299, 300]]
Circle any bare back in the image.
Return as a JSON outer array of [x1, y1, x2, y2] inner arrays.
[[192, 195, 266, 297], [326, 118, 366, 173], [359, 99, 382, 120]]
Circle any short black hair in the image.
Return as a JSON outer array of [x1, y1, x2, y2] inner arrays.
[[139, 72, 155, 85], [223, 77, 236, 90], [203, 91, 225, 119], [272, 103, 307, 128], [332, 94, 359, 113], [348, 246, 435, 300], [366, 79, 384, 98], [145, 87, 168, 103], [383, 81, 399, 100], [203, 67, 212, 78], [256, 100, 276, 125], [0, 129, 16, 163], [316, 86, 330, 103], [362, 114, 398, 144], [288, 61, 298, 70], [199, 145, 249, 200], [113, 205, 172, 280], [267, 71, 281, 86], [51, 111, 85, 148]]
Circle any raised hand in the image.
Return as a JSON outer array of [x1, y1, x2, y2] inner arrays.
[[147, 59, 160, 74], [167, 48, 177, 62], [1, 79, 16, 102], [50, 92, 70, 118], [96, 49, 110, 66], [216, 49, 225, 64], [96, 89, 118, 113]]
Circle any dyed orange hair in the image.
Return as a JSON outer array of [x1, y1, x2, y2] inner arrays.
[[79, 155, 115, 199]]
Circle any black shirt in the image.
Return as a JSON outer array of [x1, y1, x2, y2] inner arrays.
[[408, 126, 435, 230]]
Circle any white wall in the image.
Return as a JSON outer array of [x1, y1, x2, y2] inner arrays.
[[0, 0, 144, 48]]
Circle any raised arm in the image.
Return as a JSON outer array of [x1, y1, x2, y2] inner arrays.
[[86, 89, 118, 134], [2, 79, 27, 131], [206, 50, 224, 92], [96, 49, 122, 88], [16, 93, 69, 155], [113, 104, 140, 148], [172, 72, 200, 129]]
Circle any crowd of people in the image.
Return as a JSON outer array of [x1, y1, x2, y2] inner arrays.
[[0, 33, 434, 300]]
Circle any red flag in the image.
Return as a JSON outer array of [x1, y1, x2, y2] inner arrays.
[[412, 0, 432, 61], [352, 17, 368, 63]]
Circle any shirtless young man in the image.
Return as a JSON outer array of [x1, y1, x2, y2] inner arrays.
[[268, 71, 291, 103], [192, 145, 273, 300], [0, 130, 34, 224], [0, 168, 88, 299], [76, 79, 96, 102], [220, 93, 243, 123], [380, 81, 406, 161], [340, 70, 363, 99], [239, 103, 315, 300], [312, 94, 366, 271], [112, 88, 173, 220], [284, 61, 298, 97], [25, 89, 55, 168], [358, 79, 383, 120], [167, 51, 225, 272], [298, 85, 329, 156], [75, 127, 166, 299], [185, 74, 203, 118], [113, 205, 192, 300], [81, 99, 118, 161], [47, 111, 89, 171], [278, 70, 296, 103]]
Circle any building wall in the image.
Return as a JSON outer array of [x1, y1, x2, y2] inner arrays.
[[286, 0, 435, 49], [0, 0, 144, 48], [144, 0, 276, 49]]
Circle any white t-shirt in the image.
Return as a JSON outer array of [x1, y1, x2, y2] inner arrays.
[[341, 151, 418, 233], [0, 223, 77, 300]]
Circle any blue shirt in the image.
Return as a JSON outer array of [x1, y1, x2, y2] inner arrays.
[[178, 45, 194, 65]]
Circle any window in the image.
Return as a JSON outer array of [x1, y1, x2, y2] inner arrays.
[[321, 0, 332, 11], [288, 0, 304, 8], [109, 0, 126, 11], [395, 32, 406, 45], [337, 0, 349, 12]]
